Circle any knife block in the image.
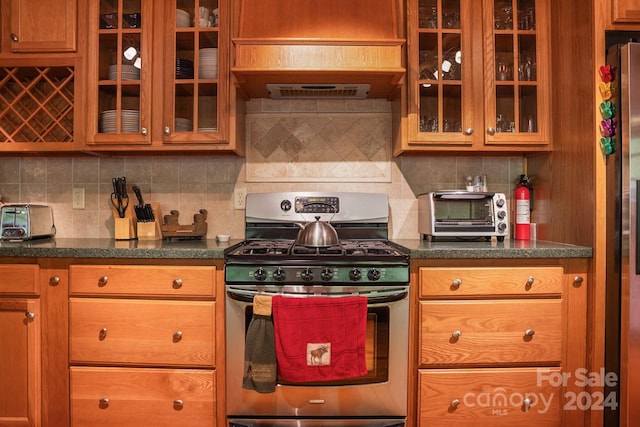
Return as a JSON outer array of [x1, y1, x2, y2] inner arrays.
[[136, 202, 162, 240], [112, 206, 136, 240]]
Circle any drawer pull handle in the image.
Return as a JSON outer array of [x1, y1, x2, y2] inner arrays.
[[574, 275, 584, 284], [24, 311, 36, 320], [98, 276, 108, 287], [451, 330, 462, 339], [172, 278, 183, 288], [99, 327, 108, 339], [99, 397, 110, 407], [451, 278, 462, 288], [525, 276, 535, 288], [49, 276, 60, 286], [173, 399, 184, 408], [450, 398, 461, 407], [523, 397, 532, 412], [10, 33, 18, 42], [524, 329, 535, 337], [173, 331, 183, 341]]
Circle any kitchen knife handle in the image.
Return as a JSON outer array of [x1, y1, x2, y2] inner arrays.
[[132, 185, 144, 205]]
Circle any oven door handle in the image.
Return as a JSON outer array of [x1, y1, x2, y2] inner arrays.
[[226, 288, 408, 304]]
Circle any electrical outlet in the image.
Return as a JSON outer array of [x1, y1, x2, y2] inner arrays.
[[234, 187, 247, 210], [72, 188, 85, 209]]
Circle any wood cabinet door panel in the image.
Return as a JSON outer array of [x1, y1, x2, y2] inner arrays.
[[612, 0, 640, 22], [8, 0, 76, 52], [70, 298, 215, 367], [419, 299, 562, 366], [0, 264, 39, 295], [419, 266, 563, 298], [71, 366, 215, 427], [418, 368, 562, 427], [69, 265, 216, 298], [0, 298, 40, 426]]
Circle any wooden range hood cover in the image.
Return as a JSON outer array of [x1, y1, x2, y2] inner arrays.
[[231, 0, 406, 99]]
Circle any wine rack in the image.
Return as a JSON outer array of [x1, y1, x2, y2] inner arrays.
[[0, 67, 74, 143]]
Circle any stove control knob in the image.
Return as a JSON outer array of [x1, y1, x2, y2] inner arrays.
[[367, 268, 381, 281], [301, 268, 314, 281], [320, 268, 334, 281], [273, 267, 287, 282], [254, 267, 267, 282], [349, 268, 362, 281], [497, 210, 507, 220], [280, 200, 292, 212]]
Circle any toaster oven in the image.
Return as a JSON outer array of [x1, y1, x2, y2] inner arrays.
[[418, 191, 508, 241], [0, 204, 56, 241]]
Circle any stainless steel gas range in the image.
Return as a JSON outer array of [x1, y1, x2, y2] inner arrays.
[[224, 192, 410, 427]]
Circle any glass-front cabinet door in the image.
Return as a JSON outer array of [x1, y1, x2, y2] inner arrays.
[[407, 0, 549, 150], [86, 0, 152, 145], [162, 0, 227, 144], [484, 0, 549, 145]]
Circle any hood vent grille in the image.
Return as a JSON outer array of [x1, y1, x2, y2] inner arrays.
[[266, 84, 371, 99]]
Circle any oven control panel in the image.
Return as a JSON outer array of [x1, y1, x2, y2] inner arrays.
[[293, 196, 340, 213], [225, 265, 409, 284]]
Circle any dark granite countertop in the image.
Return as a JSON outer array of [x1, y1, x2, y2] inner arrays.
[[0, 238, 592, 260]]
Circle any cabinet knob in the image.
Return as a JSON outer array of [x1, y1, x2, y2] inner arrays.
[[463, 127, 474, 135], [10, 33, 18, 42], [173, 330, 183, 341], [451, 330, 462, 339], [451, 278, 462, 288], [524, 329, 535, 337], [141, 127, 148, 136], [49, 276, 60, 286], [172, 278, 183, 288], [450, 398, 461, 407], [164, 126, 171, 135], [99, 397, 110, 407], [173, 399, 184, 408], [98, 276, 108, 287], [25, 311, 36, 320], [526, 276, 535, 285], [487, 127, 496, 136], [523, 397, 532, 412], [574, 275, 584, 284], [99, 327, 108, 339]]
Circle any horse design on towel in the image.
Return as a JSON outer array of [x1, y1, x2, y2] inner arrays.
[[307, 343, 330, 365]]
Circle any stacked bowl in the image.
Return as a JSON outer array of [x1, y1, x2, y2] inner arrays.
[[176, 9, 190, 27], [108, 64, 140, 80], [175, 118, 193, 132], [176, 58, 194, 79]]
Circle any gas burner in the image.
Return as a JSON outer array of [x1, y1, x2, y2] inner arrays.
[[291, 244, 343, 255], [236, 240, 293, 256]]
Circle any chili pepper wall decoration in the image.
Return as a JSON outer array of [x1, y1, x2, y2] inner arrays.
[[599, 64, 616, 156]]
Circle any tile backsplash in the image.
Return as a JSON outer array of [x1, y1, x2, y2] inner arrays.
[[0, 99, 523, 240]]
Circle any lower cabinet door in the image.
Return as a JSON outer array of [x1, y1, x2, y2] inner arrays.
[[418, 368, 562, 427], [71, 367, 215, 427]]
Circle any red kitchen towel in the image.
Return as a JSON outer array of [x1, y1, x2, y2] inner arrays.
[[271, 295, 367, 383]]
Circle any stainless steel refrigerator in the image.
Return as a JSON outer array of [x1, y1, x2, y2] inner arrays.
[[605, 41, 640, 427]]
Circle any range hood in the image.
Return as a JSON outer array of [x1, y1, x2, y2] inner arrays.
[[230, 0, 406, 100]]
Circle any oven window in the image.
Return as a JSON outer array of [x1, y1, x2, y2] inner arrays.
[[434, 198, 493, 223], [244, 306, 390, 385]]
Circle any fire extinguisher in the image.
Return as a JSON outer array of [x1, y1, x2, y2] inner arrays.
[[514, 175, 531, 240]]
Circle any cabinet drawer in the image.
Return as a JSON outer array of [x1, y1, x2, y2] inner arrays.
[[71, 366, 215, 427], [419, 266, 563, 298], [69, 265, 215, 298], [70, 299, 215, 367], [418, 368, 561, 427], [0, 264, 39, 295], [419, 300, 562, 366]]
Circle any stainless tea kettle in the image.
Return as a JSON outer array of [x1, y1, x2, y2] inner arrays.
[[295, 215, 339, 247]]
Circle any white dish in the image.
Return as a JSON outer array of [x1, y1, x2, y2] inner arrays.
[[216, 234, 230, 242]]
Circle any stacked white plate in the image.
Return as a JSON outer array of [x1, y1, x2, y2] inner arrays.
[[197, 127, 217, 132], [99, 110, 140, 133], [108, 64, 140, 80], [199, 48, 218, 79], [175, 118, 193, 132], [176, 9, 191, 27]]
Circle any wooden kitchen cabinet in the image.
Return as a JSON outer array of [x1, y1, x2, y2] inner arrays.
[[400, 0, 550, 153], [0, 0, 76, 53], [0, 298, 40, 427], [411, 259, 588, 426], [612, 0, 640, 23], [85, 0, 241, 153], [69, 263, 219, 427]]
